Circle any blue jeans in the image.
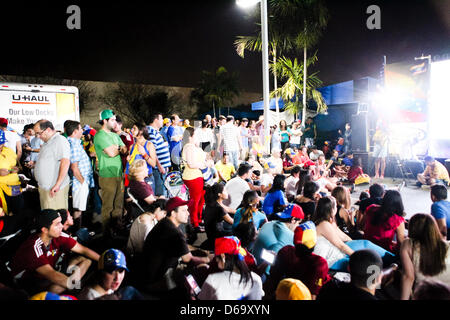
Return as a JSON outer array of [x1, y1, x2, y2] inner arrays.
[[153, 168, 168, 197], [330, 239, 396, 272], [227, 150, 239, 170]]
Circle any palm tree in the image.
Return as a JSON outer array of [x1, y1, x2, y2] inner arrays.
[[270, 53, 327, 117], [270, 0, 329, 122], [190, 66, 240, 118]]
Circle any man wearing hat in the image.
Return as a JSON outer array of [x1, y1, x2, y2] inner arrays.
[[32, 119, 71, 210], [264, 221, 331, 300], [94, 109, 128, 235], [140, 197, 211, 297], [160, 117, 171, 143], [252, 203, 305, 274], [10, 209, 100, 295], [0, 117, 22, 162]]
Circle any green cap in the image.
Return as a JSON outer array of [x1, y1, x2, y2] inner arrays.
[[99, 109, 115, 121]]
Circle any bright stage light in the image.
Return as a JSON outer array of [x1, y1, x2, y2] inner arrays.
[[236, 0, 260, 8]]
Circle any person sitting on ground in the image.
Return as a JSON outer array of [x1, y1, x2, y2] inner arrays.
[[312, 196, 396, 272], [77, 248, 143, 300], [282, 148, 295, 174], [139, 197, 211, 299], [334, 138, 345, 157], [267, 148, 283, 175], [430, 184, 450, 240], [309, 146, 324, 162], [326, 149, 348, 179], [198, 236, 264, 300], [201, 183, 234, 251], [294, 181, 320, 220], [252, 204, 305, 275], [232, 190, 267, 232], [126, 199, 167, 258], [259, 162, 275, 197], [292, 146, 315, 169], [128, 160, 159, 211], [400, 213, 450, 300], [250, 136, 264, 159], [332, 186, 360, 238], [10, 209, 100, 295], [347, 157, 371, 185], [417, 156, 450, 187], [413, 279, 450, 300], [363, 190, 406, 254], [264, 221, 331, 300], [341, 152, 354, 167], [284, 165, 301, 202], [312, 154, 338, 193], [262, 174, 288, 218], [275, 278, 312, 300], [355, 183, 385, 230], [215, 153, 236, 183], [317, 249, 383, 300]]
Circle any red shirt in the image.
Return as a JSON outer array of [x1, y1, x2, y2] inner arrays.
[[10, 233, 77, 281], [119, 131, 134, 170], [347, 166, 363, 183], [268, 245, 331, 296], [364, 204, 405, 252], [292, 153, 315, 168]]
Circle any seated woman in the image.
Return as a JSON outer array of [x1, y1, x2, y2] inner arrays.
[[294, 181, 319, 221], [292, 146, 315, 169], [312, 196, 396, 272], [311, 155, 338, 193], [400, 213, 450, 300], [198, 236, 264, 300], [233, 190, 268, 232], [201, 183, 234, 251], [331, 186, 361, 239], [128, 160, 159, 211], [282, 149, 295, 174], [262, 174, 288, 218], [326, 150, 348, 179], [126, 199, 167, 258], [363, 190, 406, 254], [347, 157, 371, 185]]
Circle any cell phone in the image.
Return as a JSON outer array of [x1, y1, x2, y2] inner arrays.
[[185, 274, 201, 296], [261, 248, 276, 264]]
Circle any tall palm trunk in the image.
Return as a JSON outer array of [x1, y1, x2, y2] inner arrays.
[[302, 23, 307, 123]]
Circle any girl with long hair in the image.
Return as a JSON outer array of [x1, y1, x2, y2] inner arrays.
[[232, 190, 268, 232], [294, 180, 319, 220], [279, 120, 291, 152], [262, 174, 288, 217], [331, 186, 357, 236], [400, 213, 450, 300]]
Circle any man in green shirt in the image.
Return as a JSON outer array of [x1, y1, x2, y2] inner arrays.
[[94, 109, 128, 236]]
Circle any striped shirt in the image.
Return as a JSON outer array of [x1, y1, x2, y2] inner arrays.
[[68, 137, 95, 192], [220, 122, 240, 152], [147, 125, 171, 168]]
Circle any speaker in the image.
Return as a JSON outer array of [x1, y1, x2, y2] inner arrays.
[[351, 113, 369, 152]]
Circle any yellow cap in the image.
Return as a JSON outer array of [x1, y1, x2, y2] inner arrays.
[[276, 278, 312, 300], [163, 118, 170, 124]]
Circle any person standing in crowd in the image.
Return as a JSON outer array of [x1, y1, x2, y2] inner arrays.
[[160, 118, 171, 143], [248, 120, 258, 150], [430, 185, 450, 240], [270, 125, 281, 153], [372, 119, 389, 179], [113, 115, 134, 173], [215, 153, 236, 184], [400, 213, 450, 300], [417, 156, 450, 187], [279, 120, 291, 152], [214, 115, 226, 162], [0, 130, 24, 215], [343, 123, 352, 155], [148, 113, 172, 197], [10, 209, 100, 295], [182, 126, 208, 232], [94, 109, 128, 235], [239, 118, 250, 161], [289, 121, 302, 151], [0, 117, 22, 162], [204, 114, 212, 126], [20, 124, 34, 167], [218, 115, 242, 170], [256, 115, 265, 146], [32, 119, 71, 210], [196, 119, 214, 154], [302, 117, 317, 148], [167, 114, 184, 169], [67, 121, 94, 231]]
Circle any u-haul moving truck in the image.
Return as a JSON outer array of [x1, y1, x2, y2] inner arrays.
[[0, 82, 80, 133]]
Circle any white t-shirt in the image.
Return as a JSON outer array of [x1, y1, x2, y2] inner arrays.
[[198, 270, 264, 300], [127, 214, 158, 256], [284, 176, 299, 199], [309, 150, 324, 161], [224, 176, 250, 210], [4, 130, 20, 153], [260, 173, 274, 197], [290, 129, 302, 145]]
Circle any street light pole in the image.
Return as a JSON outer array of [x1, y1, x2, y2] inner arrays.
[[260, 0, 271, 155]]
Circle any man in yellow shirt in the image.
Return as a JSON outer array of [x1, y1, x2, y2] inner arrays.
[[215, 153, 236, 183], [417, 156, 450, 187]]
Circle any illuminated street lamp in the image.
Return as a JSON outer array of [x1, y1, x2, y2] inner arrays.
[[237, 0, 271, 155]]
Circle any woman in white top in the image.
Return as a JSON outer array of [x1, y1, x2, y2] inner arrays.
[[198, 236, 264, 300], [400, 213, 450, 300], [289, 121, 303, 150], [313, 196, 395, 271], [196, 120, 215, 155]]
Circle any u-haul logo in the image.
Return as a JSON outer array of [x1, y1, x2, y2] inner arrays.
[[11, 94, 50, 104]]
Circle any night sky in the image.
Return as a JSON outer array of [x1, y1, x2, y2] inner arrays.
[[0, 0, 448, 93]]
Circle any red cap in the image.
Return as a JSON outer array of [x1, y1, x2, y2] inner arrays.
[[0, 118, 8, 126], [89, 128, 97, 136], [166, 197, 189, 214]]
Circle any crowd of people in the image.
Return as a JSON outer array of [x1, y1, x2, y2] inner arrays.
[[0, 110, 449, 301]]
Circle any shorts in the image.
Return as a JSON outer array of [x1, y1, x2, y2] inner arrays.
[[72, 180, 90, 211], [373, 143, 388, 158], [39, 184, 70, 210]]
